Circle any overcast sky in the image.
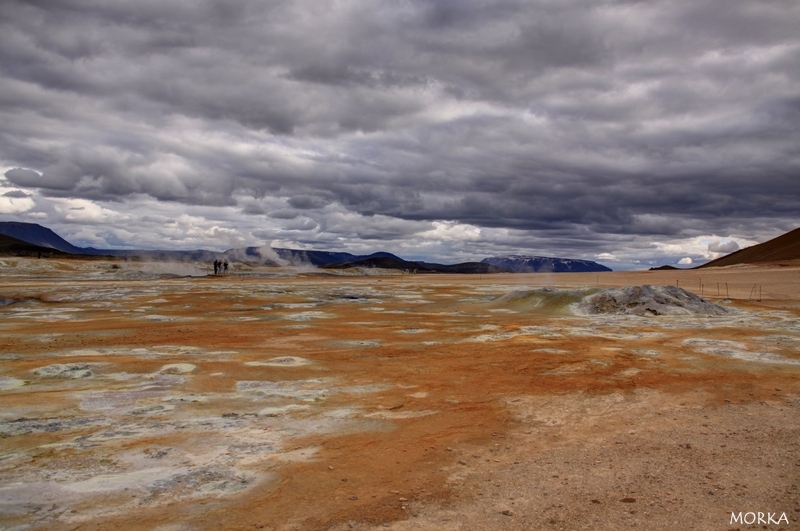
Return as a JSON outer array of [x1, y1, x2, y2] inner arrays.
[[1, 0, 798, 269]]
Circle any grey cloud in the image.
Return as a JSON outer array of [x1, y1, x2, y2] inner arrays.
[[286, 64, 429, 90], [330, 184, 425, 218], [267, 209, 299, 220], [2, 189, 31, 198], [354, 225, 426, 241], [708, 240, 740, 254], [284, 218, 319, 231], [5, 168, 44, 187], [320, 214, 432, 242], [241, 203, 266, 215], [287, 195, 330, 210], [3, 133, 239, 205], [0, 0, 798, 265]]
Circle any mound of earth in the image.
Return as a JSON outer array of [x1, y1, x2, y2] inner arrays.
[[576, 285, 730, 316], [491, 288, 590, 314]]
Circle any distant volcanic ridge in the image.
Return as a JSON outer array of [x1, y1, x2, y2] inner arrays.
[[273, 249, 403, 267], [0, 221, 85, 254], [698, 227, 800, 268], [177, 246, 509, 273], [0, 222, 230, 260], [0, 221, 612, 273], [481, 255, 612, 273], [0, 233, 71, 257], [322, 257, 507, 274]]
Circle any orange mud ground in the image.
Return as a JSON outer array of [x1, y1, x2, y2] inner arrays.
[[0, 259, 799, 530]]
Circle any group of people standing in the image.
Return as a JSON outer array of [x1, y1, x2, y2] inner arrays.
[[213, 259, 228, 275]]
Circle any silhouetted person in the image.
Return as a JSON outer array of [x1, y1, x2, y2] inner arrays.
[[213, 260, 219, 275], [223, 260, 228, 275]]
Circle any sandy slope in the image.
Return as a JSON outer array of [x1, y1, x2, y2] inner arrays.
[[699, 227, 800, 268], [0, 259, 798, 530]]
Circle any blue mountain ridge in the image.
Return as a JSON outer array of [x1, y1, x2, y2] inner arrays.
[[481, 255, 612, 273], [0, 221, 87, 254], [0, 221, 612, 272]]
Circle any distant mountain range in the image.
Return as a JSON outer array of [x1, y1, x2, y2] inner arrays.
[[0, 221, 612, 273], [482, 255, 612, 273], [323, 256, 507, 274]]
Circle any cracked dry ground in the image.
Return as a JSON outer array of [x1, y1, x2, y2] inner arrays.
[[1, 261, 799, 530]]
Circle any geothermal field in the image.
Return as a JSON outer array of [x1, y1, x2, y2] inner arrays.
[[1, 258, 799, 530]]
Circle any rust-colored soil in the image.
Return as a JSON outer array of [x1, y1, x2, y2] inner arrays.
[[1, 259, 799, 530]]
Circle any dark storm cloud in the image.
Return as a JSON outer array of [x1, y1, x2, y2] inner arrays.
[[3, 190, 31, 198], [287, 195, 330, 210], [4, 169, 43, 187], [286, 63, 430, 90], [241, 203, 266, 215], [1, 0, 798, 263], [267, 209, 299, 220]]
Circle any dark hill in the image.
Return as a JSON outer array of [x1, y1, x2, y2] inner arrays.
[[0, 234, 70, 257], [0, 221, 86, 254], [416, 261, 508, 274], [698, 227, 800, 268], [323, 257, 509, 274], [323, 256, 423, 271], [273, 249, 403, 266], [0, 222, 224, 260]]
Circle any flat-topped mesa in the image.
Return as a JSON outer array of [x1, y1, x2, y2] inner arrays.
[[576, 285, 731, 316]]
